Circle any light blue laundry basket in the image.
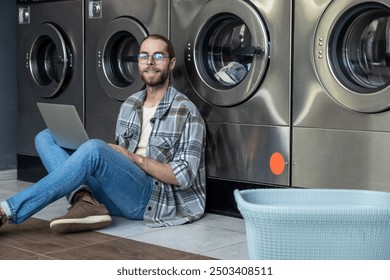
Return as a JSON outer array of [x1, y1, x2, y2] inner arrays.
[[234, 188, 390, 260]]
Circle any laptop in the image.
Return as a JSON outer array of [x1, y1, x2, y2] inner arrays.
[[37, 102, 89, 150]]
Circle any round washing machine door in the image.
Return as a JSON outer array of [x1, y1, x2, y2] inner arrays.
[[96, 17, 147, 101], [185, 0, 270, 107], [314, 1, 390, 113], [27, 23, 72, 98]]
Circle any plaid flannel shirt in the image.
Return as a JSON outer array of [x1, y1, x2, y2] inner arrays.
[[115, 86, 206, 227]]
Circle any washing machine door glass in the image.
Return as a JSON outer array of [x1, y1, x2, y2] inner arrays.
[[186, 0, 269, 107], [29, 23, 72, 98], [96, 17, 146, 101], [203, 18, 255, 86], [315, 2, 390, 113]]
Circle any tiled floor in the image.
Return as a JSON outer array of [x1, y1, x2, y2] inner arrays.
[[0, 173, 249, 260], [0, 218, 216, 259]]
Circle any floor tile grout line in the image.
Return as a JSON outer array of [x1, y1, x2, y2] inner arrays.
[[197, 240, 248, 256], [194, 223, 246, 234], [1, 242, 55, 259], [38, 236, 213, 260], [36, 235, 125, 256]]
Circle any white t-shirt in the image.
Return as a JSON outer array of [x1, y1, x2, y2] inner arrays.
[[135, 105, 157, 156]]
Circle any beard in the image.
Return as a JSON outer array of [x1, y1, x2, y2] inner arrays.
[[140, 67, 170, 87]]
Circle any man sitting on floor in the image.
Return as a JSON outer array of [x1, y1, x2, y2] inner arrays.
[[0, 34, 206, 233]]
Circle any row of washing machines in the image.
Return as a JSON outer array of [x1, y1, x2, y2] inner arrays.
[[17, 0, 390, 213]]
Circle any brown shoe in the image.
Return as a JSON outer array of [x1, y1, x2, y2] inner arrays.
[[50, 191, 112, 233], [0, 215, 5, 228], [0, 208, 7, 228]]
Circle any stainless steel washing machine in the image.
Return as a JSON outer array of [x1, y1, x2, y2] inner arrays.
[[85, 0, 169, 142], [292, 0, 390, 191], [171, 0, 292, 187], [17, 0, 84, 180]]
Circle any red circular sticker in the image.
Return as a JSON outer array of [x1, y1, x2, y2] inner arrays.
[[270, 152, 285, 175]]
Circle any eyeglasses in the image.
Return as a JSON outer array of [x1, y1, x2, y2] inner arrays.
[[137, 53, 169, 65]]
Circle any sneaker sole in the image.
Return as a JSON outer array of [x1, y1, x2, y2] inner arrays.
[[50, 215, 112, 233]]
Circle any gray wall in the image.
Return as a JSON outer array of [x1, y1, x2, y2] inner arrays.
[[0, 1, 17, 171]]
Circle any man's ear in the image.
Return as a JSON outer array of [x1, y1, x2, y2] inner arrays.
[[169, 57, 176, 70]]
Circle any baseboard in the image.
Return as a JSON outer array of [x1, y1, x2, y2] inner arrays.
[[17, 154, 47, 182], [205, 178, 279, 217]]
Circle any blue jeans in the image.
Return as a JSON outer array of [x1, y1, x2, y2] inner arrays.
[[1, 129, 153, 224]]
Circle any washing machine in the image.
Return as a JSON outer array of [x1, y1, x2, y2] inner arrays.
[[171, 0, 292, 189], [85, 0, 169, 142], [17, 0, 84, 181], [292, 0, 390, 191]]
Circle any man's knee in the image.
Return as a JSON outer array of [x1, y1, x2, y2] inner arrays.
[[35, 128, 52, 146], [79, 139, 108, 154]]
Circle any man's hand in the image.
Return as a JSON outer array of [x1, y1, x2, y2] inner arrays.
[[108, 143, 179, 186], [108, 143, 137, 161]]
